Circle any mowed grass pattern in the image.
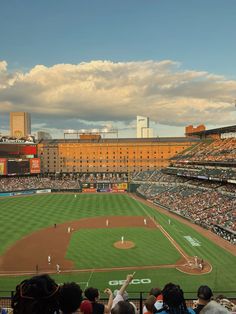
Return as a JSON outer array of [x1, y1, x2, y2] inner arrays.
[[0, 193, 235, 295], [66, 227, 181, 269], [0, 194, 144, 254]]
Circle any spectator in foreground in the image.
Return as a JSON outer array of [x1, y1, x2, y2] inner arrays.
[[84, 287, 113, 314], [112, 273, 137, 314], [200, 300, 230, 314], [111, 301, 135, 314], [11, 274, 60, 314], [112, 273, 134, 309], [80, 299, 93, 314], [143, 295, 156, 314], [58, 282, 83, 314], [0, 306, 7, 314], [215, 295, 236, 312], [159, 283, 195, 314], [193, 285, 213, 313], [143, 287, 163, 313]]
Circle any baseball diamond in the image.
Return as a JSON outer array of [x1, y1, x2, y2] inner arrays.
[[0, 193, 235, 297]]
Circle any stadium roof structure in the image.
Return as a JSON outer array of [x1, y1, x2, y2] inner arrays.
[[39, 137, 200, 144], [188, 125, 236, 138]]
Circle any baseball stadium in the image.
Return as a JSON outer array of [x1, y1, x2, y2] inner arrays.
[[0, 125, 236, 313]]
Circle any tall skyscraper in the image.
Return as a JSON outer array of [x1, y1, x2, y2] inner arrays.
[[10, 112, 31, 138], [136, 115, 154, 138]]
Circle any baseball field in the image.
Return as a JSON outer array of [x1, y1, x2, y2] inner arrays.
[[0, 193, 235, 298]]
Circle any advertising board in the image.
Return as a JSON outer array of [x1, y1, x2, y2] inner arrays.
[[0, 158, 7, 175], [30, 158, 41, 173], [82, 188, 97, 192], [112, 182, 128, 190]]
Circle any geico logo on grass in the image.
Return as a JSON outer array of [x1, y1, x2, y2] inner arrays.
[[109, 279, 151, 286]]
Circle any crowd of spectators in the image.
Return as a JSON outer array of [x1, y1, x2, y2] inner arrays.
[[2, 273, 235, 313], [164, 165, 236, 181], [153, 188, 236, 234], [131, 171, 156, 182], [173, 138, 236, 163], [78, 173, 128, 183], [0, 176, 82, 192], [0, 173, 129, 192], [133, 136, 236, 244], [134, 169, 236, 244], [132, 171, 189, 184]]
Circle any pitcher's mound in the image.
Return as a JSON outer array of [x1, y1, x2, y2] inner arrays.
[[114, 241, 135, 249]]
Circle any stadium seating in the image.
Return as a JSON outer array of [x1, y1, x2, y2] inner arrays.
[[132, 138, 236, 244]]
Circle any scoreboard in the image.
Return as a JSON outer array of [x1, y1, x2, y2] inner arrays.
[[7, 160, 30, 175], [0, 158, 41, 176], [0, 142, 40, 175], [0, 144, 36, 158]]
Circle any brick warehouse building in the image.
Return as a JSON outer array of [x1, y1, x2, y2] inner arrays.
[[37, 134, 199, 175]]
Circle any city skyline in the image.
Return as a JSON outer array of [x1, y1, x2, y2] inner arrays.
[[1, 0, 236, 138]]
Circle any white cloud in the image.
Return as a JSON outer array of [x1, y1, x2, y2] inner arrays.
[[0, 60, 7, 72], [0, 59, 236, 137]]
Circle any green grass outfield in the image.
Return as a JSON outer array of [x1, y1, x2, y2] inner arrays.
[[0, 193, 235, 298]]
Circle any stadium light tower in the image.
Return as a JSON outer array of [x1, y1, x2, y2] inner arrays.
[[63, 128, 119, 139]]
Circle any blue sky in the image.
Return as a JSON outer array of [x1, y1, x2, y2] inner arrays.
[[0, 0, 236, 138]]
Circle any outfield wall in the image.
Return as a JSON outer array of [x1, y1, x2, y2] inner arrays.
[[0, 188, 84, 197], [0, 187, 128, 197], [0, 189, 51, 197]]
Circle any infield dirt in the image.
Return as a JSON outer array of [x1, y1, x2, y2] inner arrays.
[[0, 213, 212, 276]]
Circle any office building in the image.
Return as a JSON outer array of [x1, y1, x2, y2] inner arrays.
[[136, 116, 154, 138], [10, 112, 31, 138]]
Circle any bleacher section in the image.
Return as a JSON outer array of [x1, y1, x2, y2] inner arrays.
[[173, 138, 236, 162], [132, 138, 236, 245]]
